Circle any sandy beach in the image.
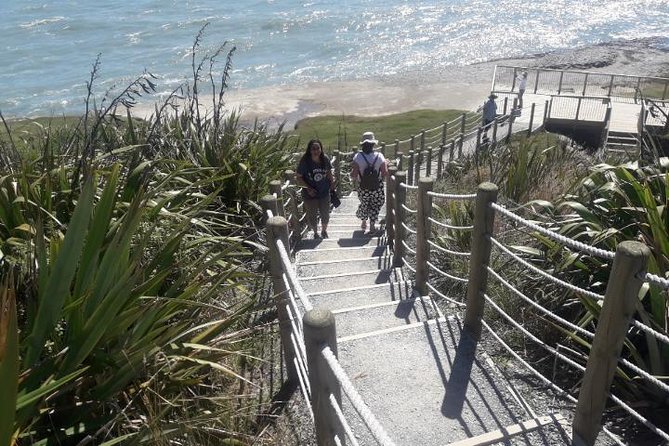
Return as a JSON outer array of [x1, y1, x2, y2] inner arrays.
[[135, 38, 669, 128]]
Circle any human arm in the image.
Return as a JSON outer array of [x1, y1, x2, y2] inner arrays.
[[296, 162, 318, 197]]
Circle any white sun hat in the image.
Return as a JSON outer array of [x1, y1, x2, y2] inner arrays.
[[359, 131, 378, 145]]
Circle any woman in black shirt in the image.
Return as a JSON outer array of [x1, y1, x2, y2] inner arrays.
[[296, 139, 335, 239]]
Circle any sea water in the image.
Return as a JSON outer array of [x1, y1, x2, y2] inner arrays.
[[2, 0, 669, 118]]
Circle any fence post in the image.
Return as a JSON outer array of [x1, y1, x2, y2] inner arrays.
[[394, 139, 400, 158], [420, 129, 426, 151], [396, 151, 404, 171], [380, 142, 386, 156], [284, 170, 301, 241], [452, 139, 458, 160], [463, 182, 498, 340], [441, 122, 447, 145], [503, 97, 508, 115], [270, 180, 285, 217], [415, 151, 423, 184], [386, 165, 398, 249], [527, 103, 536, 136], [333, 150, 341, 189], [410, 135, 415, 152], [303, 309, 345, 446], [557, 71, 564, 94], [426, 147, 433, 177], [506, 112, 514, 143], [582, 73, 589, 96], [260, 194, 279, 220], [492, 119, 498, 145], [607, 74, 614, 97], [407, 150, 415, 186], [543, 100, 549, 127], [533, 69, 540, 94], [575, 97, 582, 121], [437, 144, 445, 178], [415, 177, 434, 295], [460, 112, 467, 136], [572, 241, 650, 446], [266, 216, 299, 386], [393, 171, 407, 267]]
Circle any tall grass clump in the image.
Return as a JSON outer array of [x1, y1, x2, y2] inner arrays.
[[0, 26, 297, 445]]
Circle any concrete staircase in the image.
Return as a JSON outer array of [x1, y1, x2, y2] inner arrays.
[[605, 130, 639, 153], [294, 195, 574, 445]]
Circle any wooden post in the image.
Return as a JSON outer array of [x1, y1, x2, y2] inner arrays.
[[333, 150, 341, 189], [441, 122, 448, 145], [426, 147, 433, 177], [572, 241, 650, 446], [407, 150, 415, 186], [460, 113, 467, 136], [380, 142, 386, 156], [663, 82, 668, 101], [463, 183, 498, 340], [396, 151, 404, 171], [303, 309, 345, 446], [582, 73, 589, 96], [415, 177, 434, 295], [575, 97, 582, 121], [270, 180, 285, 217], [607, 74, 614, 97], [557, 71, 564, 94], [527, 103, 536, 136], [492, 119, 498, 145], [543, 100, 549, 127], [420, 129, 426, 151], [453, 139, 459, 160], [503, 97, 509, 115], [386, 166, 398, 249], [394, 139, 400, 158], [260, 194, 279, 220], [410, 135, 415, 152], [437, 144, 445, 179], [512, 97, 518, 112], [533, 69, 540, 94], [266, 216, 298, 386], [506, 113, 514, 143], [415, 151, 423, 184], [393, 171, 407, 268]]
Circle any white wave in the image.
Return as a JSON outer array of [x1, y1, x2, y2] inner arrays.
[[19, 16, 65, 29]]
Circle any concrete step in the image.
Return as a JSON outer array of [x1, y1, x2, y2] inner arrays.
[[328, 213, 387, 224], [297, 236, 386, 250], [297, 255, 393, 277], [333, 296, 439, 339], [296, 245, 388, 263], [308, 281, 414, 311], [299, 268, 403, 294]]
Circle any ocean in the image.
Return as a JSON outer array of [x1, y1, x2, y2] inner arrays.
[[2, 0, 669, 118]]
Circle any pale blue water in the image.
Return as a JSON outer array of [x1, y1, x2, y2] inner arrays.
[[2, 0, 668, 117]]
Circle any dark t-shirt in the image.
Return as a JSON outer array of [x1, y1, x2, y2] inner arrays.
[[297, 156, 332, 199]]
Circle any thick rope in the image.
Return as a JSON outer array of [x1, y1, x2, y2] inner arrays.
[[427, 191, 477, 200], [490, 203, 616, 260], [427, 240, 470, 257], [484, 293, 587, 373], [329, 393, 362, 446], [631, 320, 669, 346], [276, 239, 314, 311], [481, 320, 626, 446], [290, 333, 311, 394], [609, 393, 669, 442], [428, 216, 473, 231], [404, 261, 417, 274], [321, 347, 398, 446], [426, 281, 466, 307], [401, 222, 417, 235], [619, 357, 669, 394], [486, 266, 595, 339], [400, 182, 418, 190], [401, 204, 417, 214], [293, 357, 315, 421], [427, 261, 469, 283], [644, 272, 669, 289], [401, 240, 416, 255], [491, 237, 605, 301], [266, 209, 274, 219]]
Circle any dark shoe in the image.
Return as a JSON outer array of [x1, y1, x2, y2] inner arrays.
[[313, 231, 321, 239], [321, 230, 329, 239]]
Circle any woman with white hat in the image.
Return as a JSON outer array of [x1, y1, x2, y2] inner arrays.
[[350, 131, 388, 233]]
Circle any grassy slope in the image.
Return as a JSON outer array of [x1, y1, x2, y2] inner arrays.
[[291, 109, 468, 151]]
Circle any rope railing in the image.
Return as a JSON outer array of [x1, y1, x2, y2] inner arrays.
[[427, 240, 470, 257], [426, 281, 466, 307], [427, 191, 477, 200], [490, 236, 605, 300], [428, 216, 473, 231], [400, 204, 417, 215], [427, 260, 468, 283], [321, 347, 398, 446], [276, 239, 314, 311], [329, 393, 361, 446]]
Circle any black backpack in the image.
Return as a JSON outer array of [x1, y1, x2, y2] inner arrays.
[[359, 153, 381, 190]]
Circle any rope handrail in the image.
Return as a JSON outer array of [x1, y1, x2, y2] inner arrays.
[[401, 240, 416, 255], [490, 237, 605, 301], [321, 346, 398, 446], [484, 293, 587, 373], [276, 239, 314, 311], [428, 216, 473, 231], [427, 261, 469, 283], [609, 393, 669, 442], [486, 266, 595, 339], [427, 191, 477, 200], [294, 357, 315, 421], [400, 204, 417, 214], [644, 272, 669, 289], [425, 281, 466, 307], [404, 261, 417, 274], [399, 182, 418, 190], [400, 222, 417, 235], [427, 240, 470, 257], [619, 357, 669, 395], [490, 203, 616, 260], [329, 394, 361, 446], [631, 320, 669, 346]]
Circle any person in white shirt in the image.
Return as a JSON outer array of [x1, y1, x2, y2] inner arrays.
[[517, 71, 528, 109]]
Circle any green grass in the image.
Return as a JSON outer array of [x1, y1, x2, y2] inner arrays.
[[291, 109, 469, 151]]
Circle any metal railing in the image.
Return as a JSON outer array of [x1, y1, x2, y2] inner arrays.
[[493, 65, 669, 102]]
